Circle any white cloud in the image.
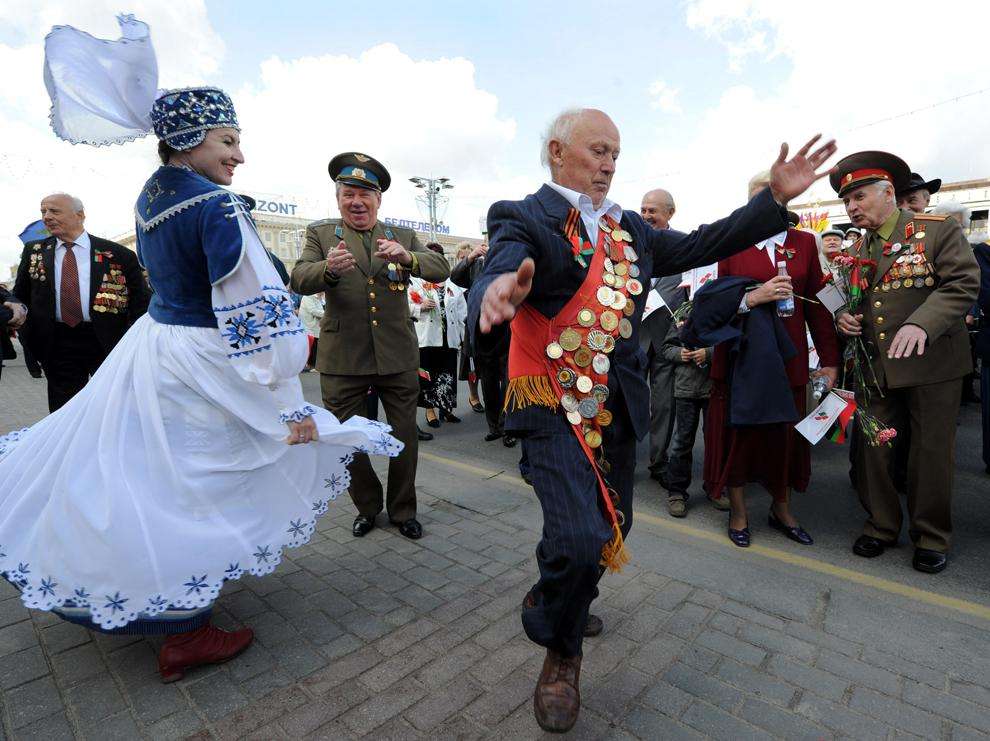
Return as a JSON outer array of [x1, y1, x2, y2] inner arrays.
[[623, 0, 990, 231], [647, 80, 682, 113]]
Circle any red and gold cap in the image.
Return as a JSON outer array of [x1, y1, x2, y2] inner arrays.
[[829, 151, 910, 198]]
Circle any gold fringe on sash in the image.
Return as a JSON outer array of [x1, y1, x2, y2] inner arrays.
[[600, 523, 630, 573], [503, 376, 559, 412]]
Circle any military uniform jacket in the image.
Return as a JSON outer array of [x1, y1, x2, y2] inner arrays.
[[13, 235, 149, 361], [856, 210, 979, 388], [291, 218, 450, 375]]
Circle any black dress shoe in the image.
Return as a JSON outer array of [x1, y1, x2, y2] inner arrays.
[[913, 548, 947, 574], [29, 369, 43, 379], [397, 518, 423, 540], [352, 515, 375, 537], [471, 401, 485, 413], [484, 430, 503, 442], [852, 534, 895, 558], [426, 416, 441, 429], [417, 426, 434, 441], [728, 526, 750, 548], [503, 436, 517, 448], [584, 614, 604, 637], [440, 410, 461, 423], [768, 511, 813, 545]]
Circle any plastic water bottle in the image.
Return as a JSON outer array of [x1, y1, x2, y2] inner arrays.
[[811, 375, 829, 401], [776, 261, 795, 318]]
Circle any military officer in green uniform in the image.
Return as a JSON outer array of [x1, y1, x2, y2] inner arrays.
[[834, 151, 979, 573], [291, 153, 450, 540]]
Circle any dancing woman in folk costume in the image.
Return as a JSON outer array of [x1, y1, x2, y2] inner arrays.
[[0, 16, 401, 682]]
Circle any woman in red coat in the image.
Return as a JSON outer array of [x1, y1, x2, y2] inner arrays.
[[703, 176, 840, 547]]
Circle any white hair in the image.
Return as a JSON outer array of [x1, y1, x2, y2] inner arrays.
[[45, 192, 84, 213], [871, 180, 895, 197], [541, 108, 584, 169], [932, 201, 971, 228]]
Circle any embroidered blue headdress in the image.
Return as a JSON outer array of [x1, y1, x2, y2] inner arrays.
[[43, 15, 238, 151], [151, 87, 240, 151]]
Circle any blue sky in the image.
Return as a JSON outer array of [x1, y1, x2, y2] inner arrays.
[[2, 0, 989, 269]]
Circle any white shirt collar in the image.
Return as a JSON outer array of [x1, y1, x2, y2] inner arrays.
[[546, 182, 623, 222], [56, 231, 91, 250], [754, 230, 788, 268]]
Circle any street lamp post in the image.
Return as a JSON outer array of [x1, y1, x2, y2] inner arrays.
[[409, 176, 453, 243]]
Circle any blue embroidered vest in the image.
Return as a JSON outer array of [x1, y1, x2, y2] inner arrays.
[[135, 166, 245, 328]]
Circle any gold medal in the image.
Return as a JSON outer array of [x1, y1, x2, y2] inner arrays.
[[599, 311, 618, 331], [546, 342, 563, 359], [559, 328, 582, 352], [603, 273, 616, 287], [602, 335, 616, 353], [623, 301, 635, 317], [611, 228, 624, 242], [576, 375, 594, 393], [566, 410, 582, 426], [904, 278, 914, 288], [574, 347, 593, 367], [892, 280, 902, 290], [578, 308, 596, 327], [557, 368, 576, 388], [597, 409, 613, 426], [618, 318, 633, 339], [592, 353, 610, 374], [881, 282, 891, 292], [584, 430, 602, 448], [924, 276, 935, 287], [613, 276, 626, 290], [613, 262, 628, 277], [610, 293, 627, 311], [597, 286, 615, 306], [913, 264, 925, 276], [626, 279, 643, 296], [916, 230, 926, 240]]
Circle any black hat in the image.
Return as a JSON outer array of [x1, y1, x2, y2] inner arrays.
[[786, 210, 800, 227], [327, 152, 391, 192], [897, 172, 941, 198], [829, 151, 910, 197]]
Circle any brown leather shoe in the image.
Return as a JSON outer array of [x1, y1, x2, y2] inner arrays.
[[533, 649, 581, 733], [158, 624, 254, 683]]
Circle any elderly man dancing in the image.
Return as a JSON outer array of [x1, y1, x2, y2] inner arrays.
[[467, 108, 836, 733]]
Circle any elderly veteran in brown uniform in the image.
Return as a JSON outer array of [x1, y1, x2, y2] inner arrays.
[[291, 153, 450, 540], [834, 151, 979, 574]]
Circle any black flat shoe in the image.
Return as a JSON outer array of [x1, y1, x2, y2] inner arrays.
[[913, 548, 947, 574], [503, 436, 517, 448], [852, 534, 895, 558], [352, 515, 375, 537], [397, 518, 423, 540], [417, 426, 434, 441], [768, 511, 813, 545], [470, 401, 485, 413], [440, 411, 461, 423], [426, 417, 441, 429], [484, 430, 503, 442], [728, 526, 750, 548]]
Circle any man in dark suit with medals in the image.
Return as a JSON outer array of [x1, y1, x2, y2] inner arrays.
[[291, 153, 450, 541], [14, 193, 148, 411], [468, 108, 836, 733]]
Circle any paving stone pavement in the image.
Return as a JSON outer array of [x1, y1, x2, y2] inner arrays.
[[2, 348, 990, 739]]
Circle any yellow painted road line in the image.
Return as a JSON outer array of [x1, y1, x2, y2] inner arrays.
[[419, 450, 990, 623]]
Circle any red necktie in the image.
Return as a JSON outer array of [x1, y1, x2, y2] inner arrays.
[[60, 242, 83, 327]]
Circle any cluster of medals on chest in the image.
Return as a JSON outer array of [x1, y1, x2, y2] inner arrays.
[[879, 224, 935, 292], [545, 218, 645, 449]]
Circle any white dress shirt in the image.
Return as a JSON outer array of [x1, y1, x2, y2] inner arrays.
[[754, 230, 788, 270], [546, 181, 624, 245], [54, 231, 91, 323]]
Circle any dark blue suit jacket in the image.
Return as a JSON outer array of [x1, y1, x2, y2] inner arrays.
[[467, 184, 788, 440], [974, 241, 990, 360]]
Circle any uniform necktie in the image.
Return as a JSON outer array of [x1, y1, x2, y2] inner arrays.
[[60, 242, 83, 327], [360, 231, 373, 260]]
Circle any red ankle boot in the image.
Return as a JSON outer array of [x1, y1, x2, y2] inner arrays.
[[158, 624, 254, 683]]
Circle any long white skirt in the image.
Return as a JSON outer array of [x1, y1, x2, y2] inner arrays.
[[0, 315, 401, 631]]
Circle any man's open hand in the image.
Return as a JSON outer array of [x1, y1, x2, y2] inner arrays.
[[480, 258, 535, 333], [769, 134, 838, 205]]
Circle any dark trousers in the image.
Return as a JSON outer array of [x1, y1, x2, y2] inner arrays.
[[42, 322, 106, 412], [981, 363, 989, 470], [321, 370, 419, 523], [476, 350, 508, 434], [520, 400, 636, 658], [856, 378, 961, 552], [666, 397, 707, 499], [647, 347, 677, 481]]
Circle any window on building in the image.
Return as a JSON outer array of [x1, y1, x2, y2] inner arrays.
[[970, 209, 988, 235]]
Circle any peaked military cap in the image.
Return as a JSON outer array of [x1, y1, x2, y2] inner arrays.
[[897, 172, 942, 198], [830, 151, 910, 198], [328, 152, 391, 192]]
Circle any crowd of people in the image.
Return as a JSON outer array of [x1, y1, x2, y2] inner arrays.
[[1, 14, 989, 735]]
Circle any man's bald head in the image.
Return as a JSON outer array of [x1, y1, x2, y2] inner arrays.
[[641, 189, 675, 229], [542, 108, 620, 208]]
